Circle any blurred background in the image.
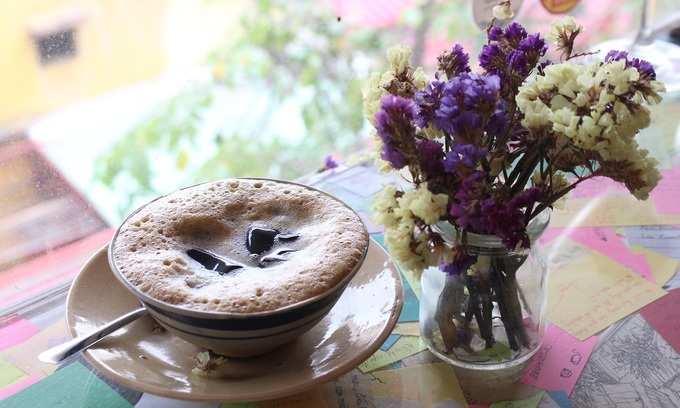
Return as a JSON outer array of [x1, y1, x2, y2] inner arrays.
[[0, 0, 678, 311]]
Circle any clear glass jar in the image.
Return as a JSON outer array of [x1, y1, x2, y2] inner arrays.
[[419, 209, 550, 370]]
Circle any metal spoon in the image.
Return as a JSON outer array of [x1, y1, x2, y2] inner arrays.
[[38, 307, 149, 364]]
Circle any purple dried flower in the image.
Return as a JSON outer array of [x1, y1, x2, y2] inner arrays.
[[605, 50, 657, 80], [604, 50, 628, 62], [437, 44, 472, 79], [374, 95, 418, 169], [449, 171, 486, 228], [414, 80, 446, 129], [324, 155, 338, 169], [519, 33, 548, 56], [431, 72, 504, 144], [488, 25, 503, 42], [417, 138, 445, 175], [503, 22, 528, 44], [472, 187, 543, 249], [507, 49, 529, 76], [380, 145, 407, 169], [487, 100, 510, 136], [439, 255, 477, 276], [443, 144, 488, 173], [478, 43, 504, 75]]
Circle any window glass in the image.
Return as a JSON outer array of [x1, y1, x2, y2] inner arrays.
[[0, 0, 649, 311]]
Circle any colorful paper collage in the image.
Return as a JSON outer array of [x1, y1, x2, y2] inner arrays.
[[638, 288, 680, 355], [2, 147, 680, 407]]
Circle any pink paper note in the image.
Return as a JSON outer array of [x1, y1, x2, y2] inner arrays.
[[520, 324, 598, 395], [569, 177, 627, 199], [543, 226, 654, 283], [0, 318, 39, 351], [651, 166, 680, 215], [639, 288, 680, 355]]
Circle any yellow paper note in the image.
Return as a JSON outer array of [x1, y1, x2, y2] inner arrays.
[[544, 238, 592, 270], [320, 369, 374, 408], [489, 391, 545, 408], [392, 322, 420, 337], [0, 357, 29, 388], [257, 388, 327, 408], [401, 269, 421, 299], [1, 319, 66, 377], [630, 245, 680, 288], [547, 251, 667, 340], [551, 196, 680, 228], [358, 336, 427, 373], [370, 363, 467, 407]]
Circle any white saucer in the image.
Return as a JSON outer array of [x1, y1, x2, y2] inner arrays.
[[65, 238, 403, 402]]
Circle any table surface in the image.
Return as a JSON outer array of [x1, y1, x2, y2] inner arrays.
[[1, 94, 680, 408]]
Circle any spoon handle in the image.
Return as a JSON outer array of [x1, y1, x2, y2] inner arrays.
[[39, 307, 149, 364]]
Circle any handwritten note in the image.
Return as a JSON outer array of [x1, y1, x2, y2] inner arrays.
[[358, 336, 427, 373], [547, 251, 667, 340], [369, 363, 467, 407], [520, 325, 598, 395], [624, 225, 680, 262], [320, 369, 374, 408], [638, 288, 680, 356]]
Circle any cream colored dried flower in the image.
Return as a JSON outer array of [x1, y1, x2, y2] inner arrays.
[[361, 72, 392, 126], [370, 184, 401, 228], [492, 2, 514, 20], [191, 351, 228, 378], [387, 44, 412, 75], [398, 187, 449, 225], [411, 66, 430, 90], [384, 225, 425, 273], [547, 16, 584, 56]]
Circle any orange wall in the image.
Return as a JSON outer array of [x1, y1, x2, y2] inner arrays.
[[0, 0, 167, 125]]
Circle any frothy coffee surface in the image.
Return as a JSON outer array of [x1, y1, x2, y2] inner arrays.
[[110, 179, 369, 313]]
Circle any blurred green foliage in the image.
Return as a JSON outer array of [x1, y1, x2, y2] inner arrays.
[[93, 0, 631, 218], [93, 0, 443, 218]]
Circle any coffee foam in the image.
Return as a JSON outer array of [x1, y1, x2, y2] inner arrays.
[[111, 179, 369, 313]]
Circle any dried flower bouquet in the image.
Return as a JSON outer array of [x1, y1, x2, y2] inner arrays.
[[363, 1, 665, 361]]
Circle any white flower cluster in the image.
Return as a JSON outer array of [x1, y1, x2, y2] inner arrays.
[[492, 2, 514, 20], [371, 184, 451, 273], [361, 44, 429, 169], [362, 45, 429, 126], [517, 17, 665, 200]]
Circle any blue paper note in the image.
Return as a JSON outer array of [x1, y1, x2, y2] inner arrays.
[[371, 234, 419, 323], [624, 225, 680, 261], [547, 390, 573, 408], [0, 362, 131, 408], [380, 333, 401, 351]]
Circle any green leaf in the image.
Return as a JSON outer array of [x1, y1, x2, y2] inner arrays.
[[477, 341, 512, 361]]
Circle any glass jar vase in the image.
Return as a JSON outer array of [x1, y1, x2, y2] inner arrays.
[[419, 209, 550, 370]]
